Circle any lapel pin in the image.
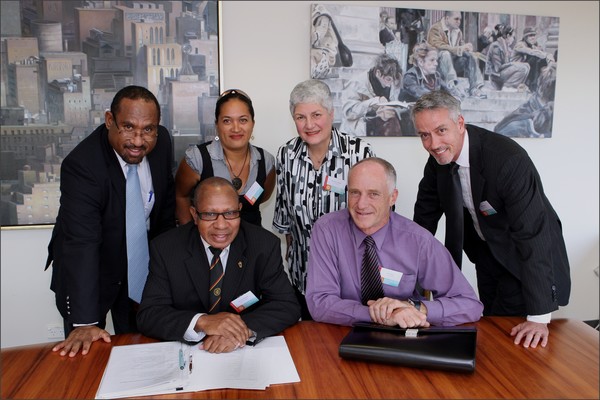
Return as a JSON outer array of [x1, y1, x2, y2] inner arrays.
[[238, 261, 243, 269]]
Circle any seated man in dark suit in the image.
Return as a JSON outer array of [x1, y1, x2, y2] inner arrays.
[[138, 177, 300, 353], [306, 157, 483, 328]]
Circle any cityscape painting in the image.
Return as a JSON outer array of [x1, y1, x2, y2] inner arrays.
[[0, 0, 220, 227], [310, 4, 559, 138]]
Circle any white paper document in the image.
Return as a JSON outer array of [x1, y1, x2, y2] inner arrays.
[[96, 336, 299, 398]]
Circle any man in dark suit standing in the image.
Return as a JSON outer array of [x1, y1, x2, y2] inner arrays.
[[411, 90, 570, 349], [137, 177, 300, 353], [46, 86, 175, 357]]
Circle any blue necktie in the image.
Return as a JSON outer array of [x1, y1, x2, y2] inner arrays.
[[126, 164, 149, 303]]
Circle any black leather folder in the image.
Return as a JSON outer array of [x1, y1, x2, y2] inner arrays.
[[339, 323, 477, 372]]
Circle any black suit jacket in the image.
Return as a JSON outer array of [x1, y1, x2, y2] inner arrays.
[[414, 125, 570, 315], [137, 221, 301, 341], [45, 123, 175, 327]]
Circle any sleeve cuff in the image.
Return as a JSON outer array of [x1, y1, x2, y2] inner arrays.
[[183, 313, 206, 342], [527, 313, 552, 324], [421, 300, 441, 323], [73, 322, 98, 327]]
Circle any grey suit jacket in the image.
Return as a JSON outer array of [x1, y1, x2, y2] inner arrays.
[[414, 125, 570, 315], [137, 221, 300, 341]]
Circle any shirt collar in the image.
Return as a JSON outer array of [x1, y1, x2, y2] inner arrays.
[[200, 235, 231, 258], [288, 127, 342, 160], [329, 127, 343, 158], [455, 128, 470, 168], [113, 149, 148, 176], [208, 139, 225, 160], [348, 210, 392, 250]]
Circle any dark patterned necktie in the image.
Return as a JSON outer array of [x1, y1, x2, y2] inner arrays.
[[445, 162, 464, 267], [208, 246, 224, 313], [361, 236, 384, 305]]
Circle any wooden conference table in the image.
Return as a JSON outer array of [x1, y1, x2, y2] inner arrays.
[[2, 317, 598, 399]]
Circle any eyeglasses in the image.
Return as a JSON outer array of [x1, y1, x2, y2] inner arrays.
[[114, 120, 158, 141], [193, 208, 241, 221], [219, 89, 251, 100]]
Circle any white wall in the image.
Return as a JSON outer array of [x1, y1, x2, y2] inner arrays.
[[2, 1, 598, 348]]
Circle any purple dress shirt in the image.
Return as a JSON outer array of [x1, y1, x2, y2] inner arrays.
[[306, 209, 483, 326]]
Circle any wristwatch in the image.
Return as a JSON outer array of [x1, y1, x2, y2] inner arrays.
[[408, 298, 421, 312]]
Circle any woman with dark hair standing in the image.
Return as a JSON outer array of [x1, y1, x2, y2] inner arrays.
[[175, 89, 275, 226]]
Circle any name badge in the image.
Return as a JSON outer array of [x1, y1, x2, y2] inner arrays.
[[230, 291, 259, 313], [379, 267, 403, 287], [479, 200, 497, 216], [323, 175, 346, 194], [244, 181, 264, 205]]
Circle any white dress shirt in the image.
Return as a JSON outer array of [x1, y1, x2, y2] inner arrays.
[[115, 151, 155, 228]]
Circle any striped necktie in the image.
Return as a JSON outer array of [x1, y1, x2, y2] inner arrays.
[[208, 246, 224, 313], [360, 235, 384, 305], [126, 164, 149, 303]]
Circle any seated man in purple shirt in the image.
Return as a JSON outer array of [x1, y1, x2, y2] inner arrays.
[[306, 157, 483, 327]]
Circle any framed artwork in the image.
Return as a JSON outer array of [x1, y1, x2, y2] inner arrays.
[[310, 3, 559, 138], [0, 0, 221, 228]]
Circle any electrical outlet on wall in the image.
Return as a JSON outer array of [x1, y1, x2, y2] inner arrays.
[[47, 323, 64, 340]]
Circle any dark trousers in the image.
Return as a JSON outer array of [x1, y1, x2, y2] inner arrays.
[[63, 282, 139, 336], [470, 240, 527, 317]]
